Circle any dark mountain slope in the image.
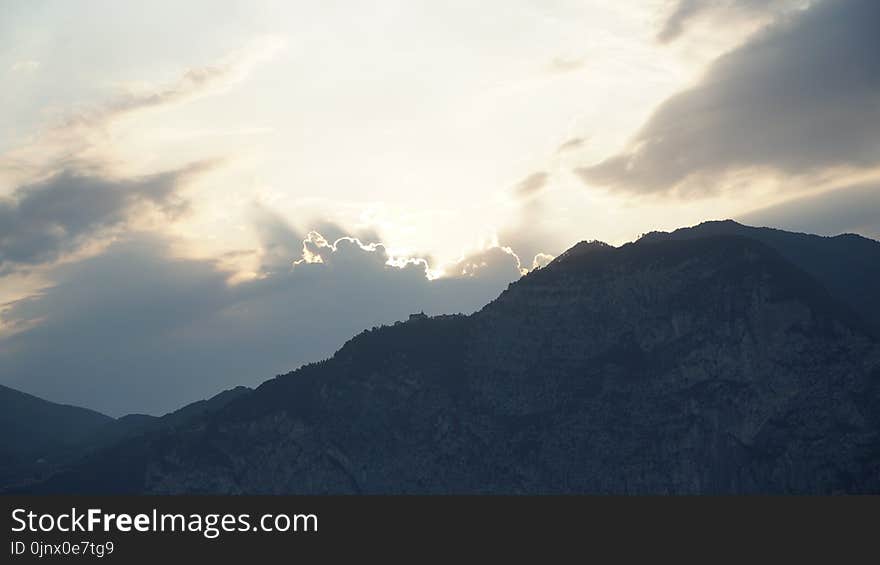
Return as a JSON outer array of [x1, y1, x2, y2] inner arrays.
[[641, 220, 880, 336], [26, 234, 880, 494], [0, 385, 250, 489], [0, 385, 112, 485], [85, 385, 253, 449]]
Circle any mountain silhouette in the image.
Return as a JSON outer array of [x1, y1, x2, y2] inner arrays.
[[6, 222, 880, 494], [0, 384, 112, 486], [0, 384, 249, 489], [641, 220, 880, 336]]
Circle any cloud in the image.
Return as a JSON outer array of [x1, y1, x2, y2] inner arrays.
[[658, 0, 707, 42], [556, 137, 585, 153], [0, 37, 282, 184], [546, 56, 586, 74], [739, 182, 880, 239], [499, 170, 569, 270], [498, 196, 563, 272], [530, 253, 555, 270], [512, 171, 549, 199], [0, 224, 521, 416], [0, 160, 216, 272], [0, 34, 523, 416], [579, 0, 880, 195], [66, 36, 284, 130], [657, 0, 807, 43], [448, 245, 525, 278], [0, 40, 274, 274], [10, 60, 40, 73], [249, 204, 307, 274]]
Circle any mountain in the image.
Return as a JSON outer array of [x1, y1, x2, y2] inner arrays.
[[0, 384, 250, 489], [0, 385, 112, 485], [641, 220, 880, 336], [16, 223, 880, 494], [83, 385, 252, 451]]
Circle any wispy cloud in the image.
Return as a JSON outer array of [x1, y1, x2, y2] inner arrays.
[[0, 37, 284, 185], [66, 36, 285, 129], [9, 60, 40, 73], [512, 171, 550, 199], [556, 137, 585, 154], [546, 56, 587, 74]]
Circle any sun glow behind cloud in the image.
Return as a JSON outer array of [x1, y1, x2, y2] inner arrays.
[[1, 1, 796, 276], [3, 0, 875, 291], [6, 3, 695, 260]]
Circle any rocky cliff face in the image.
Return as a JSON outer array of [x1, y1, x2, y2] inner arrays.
[[25, 232, 880, 494]]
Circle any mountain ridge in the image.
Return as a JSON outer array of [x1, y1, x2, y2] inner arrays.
[[638, 220, 880, 336], [11, 224, 879, 494], [0, 384, 250, 489]]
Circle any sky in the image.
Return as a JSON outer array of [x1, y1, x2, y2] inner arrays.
[[1, 0, 879, 415]]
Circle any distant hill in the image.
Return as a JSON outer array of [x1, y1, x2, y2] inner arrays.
[[0, 385, 112, 485], [0, 384, 250, 489], [17, 224, 880, 494]]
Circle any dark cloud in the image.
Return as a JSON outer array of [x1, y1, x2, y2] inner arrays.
[[580, 0, 880, 194], [739, 182, 880, 239], [0, 161, 214, 271], [0, 225, 521, 416]]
